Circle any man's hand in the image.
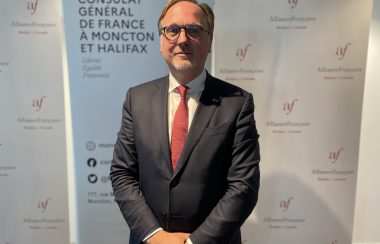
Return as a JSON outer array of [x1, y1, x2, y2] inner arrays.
[[146, 229, 190, 244]]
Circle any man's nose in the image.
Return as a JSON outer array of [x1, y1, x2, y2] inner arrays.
[[177, 29, 189, 44]]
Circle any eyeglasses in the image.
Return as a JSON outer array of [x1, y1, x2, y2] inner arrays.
[[160, 24, 210, 41]]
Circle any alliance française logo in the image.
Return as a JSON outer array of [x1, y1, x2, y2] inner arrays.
[[283, 98, 298, 115], [236, 44, 252, 62], [336, 42, 351, 60], [27, 0, 38, 15], [37, 197, 51, 213], [329, 148, 344, 164], [32, 96, 46, 112], [288, 0, 299, 9], [280, 196, 294, 212]]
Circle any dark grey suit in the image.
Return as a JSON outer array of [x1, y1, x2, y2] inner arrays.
[[110, 72, 260, 244]]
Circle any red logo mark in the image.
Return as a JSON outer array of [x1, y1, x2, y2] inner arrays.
[[236, 44, 252, 61], [283, 98, 298, 115], [336, 43, 351, 60], [32, 96, 46, 111], [329, 148, 343, 164], [280, 196, 294, 212], [288, 0, 299, 9], [37, 197, 51, 213], [27, 0, 38, 15]]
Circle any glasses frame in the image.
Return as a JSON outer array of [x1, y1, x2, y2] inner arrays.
[[160, 24, 210, 41]]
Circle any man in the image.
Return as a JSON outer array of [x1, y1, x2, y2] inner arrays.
[[110, 0, 260, 243]]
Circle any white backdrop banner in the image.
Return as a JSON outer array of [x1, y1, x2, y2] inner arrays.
[[0, 0, 69, 243], [61, 1, 168, 243], [213, 0, 371, 243]]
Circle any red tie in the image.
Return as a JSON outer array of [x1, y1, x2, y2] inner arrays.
[[171, 86, 188, 170]]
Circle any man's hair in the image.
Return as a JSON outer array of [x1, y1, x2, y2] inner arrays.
[[158, 0, 214, 36]]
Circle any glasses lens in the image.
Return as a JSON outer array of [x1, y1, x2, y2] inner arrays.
[[185, 25, 202, 39], [165, 25, 181, 39]]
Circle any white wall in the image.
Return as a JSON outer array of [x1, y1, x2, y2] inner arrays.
[[353, 0, 380, 243]]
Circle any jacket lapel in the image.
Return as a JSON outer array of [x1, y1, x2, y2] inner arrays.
[[151, 76, 173, 174], [172, 74, 221, 178]]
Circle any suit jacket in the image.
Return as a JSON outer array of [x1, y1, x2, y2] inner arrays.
[[110, 72, 260, 244]]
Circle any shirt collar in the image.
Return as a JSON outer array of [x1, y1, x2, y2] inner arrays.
[[168, 70, 206, 94]]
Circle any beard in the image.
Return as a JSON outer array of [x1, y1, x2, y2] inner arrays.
[[171, 56, 197, 71]]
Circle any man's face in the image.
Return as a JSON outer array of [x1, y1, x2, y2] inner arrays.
[[159, 1, 212, 78]]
